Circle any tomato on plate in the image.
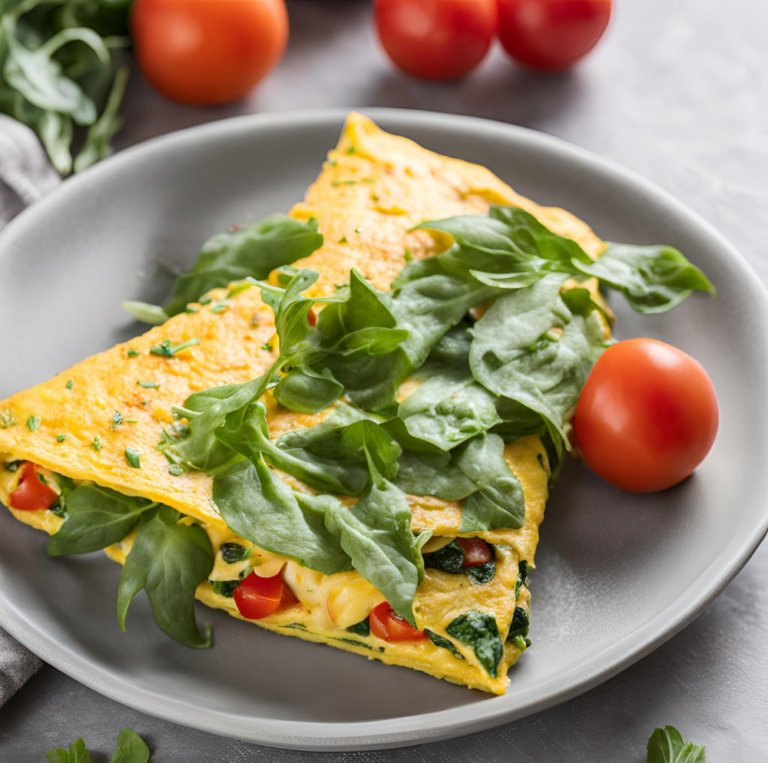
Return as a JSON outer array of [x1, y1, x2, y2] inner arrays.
[[497, 0, 611, 71], [456, 537, 493, 567], [233, 571, 285, 620], [369, 602, 427, 641], [9, 462, 59, 512], [132, 0, 288, 105], [374, 0, 497, 81], [573, 338, 719, 493]]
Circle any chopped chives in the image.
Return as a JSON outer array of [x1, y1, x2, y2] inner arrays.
[[404, 248, 413, 262], [126, 419, 138, 424], [150, 338, 200, 357], [338, 237, 348, 244], [137, 381, 161, 389], [209, 301, 228, 314], [65, 379, 74, 390], [126, 349, 140, 358], [92, 436, 102, 451], [261, 344, 272, 352], [27, 415, 40, 431], [199, 297, 212, 305], [111, 411, 123, 429], [56, 434, 68, 442]]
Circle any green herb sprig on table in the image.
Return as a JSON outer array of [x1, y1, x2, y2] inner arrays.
[[1, 0, 131, 175], [46, 727, 149, 763]]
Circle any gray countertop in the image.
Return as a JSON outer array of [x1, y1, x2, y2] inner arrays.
[[2, 0, 768, 759]]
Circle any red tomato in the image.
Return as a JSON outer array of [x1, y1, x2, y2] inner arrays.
[[369, 602, 427, 641], [497, 0, 611, 71], [573, 339, 718, 493], [456, 537, 493, 567], [9, 462, 59, 512], [233, 571, 284, 620], [132, 0, 288, 105], [307, 309, 317, 328], [375, 0, 497, 81]]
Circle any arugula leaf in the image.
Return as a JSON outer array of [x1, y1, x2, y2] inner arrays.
[[470, 273, 610, 447], [47, 484, 156, 556], [117, 505, 214, 649], [164, 216, 324, 317], [212, 458, 352, 576], [573, 243, 716, 314], [646, 726, 706, 763], [46, 737, 92, 763], [454, 434, 526, 532], [325, 460, 428, 626], [445, 610, 504, 677], [110, 728, 150, 763]]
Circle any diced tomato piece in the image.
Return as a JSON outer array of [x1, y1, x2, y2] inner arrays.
[[456, 537, 493, 568], [233, 571, 283, 620], [9, 462, 58, 512], [369, 602, 426, 642], [279, 582, 298, 612]]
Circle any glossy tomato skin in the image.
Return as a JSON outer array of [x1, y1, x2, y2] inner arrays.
[[369, 602, 427, 641], [9, 462, 59, 512], [233, 571, 284, 620], [573, 338, 718, 493], [132, 0, 288, 105], [375, 0, 497, 81], [497, 0, 611, 71], [456, 537, 493, 567]]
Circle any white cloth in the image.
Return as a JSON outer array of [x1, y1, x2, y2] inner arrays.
[[0, 114, 59, 704]]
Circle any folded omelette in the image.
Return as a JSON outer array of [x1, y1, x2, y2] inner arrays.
[[0, 114, 711, 695]]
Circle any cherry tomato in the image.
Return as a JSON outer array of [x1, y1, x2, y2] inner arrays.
[[307, 309, 317, 328], [132, 0, 289, 105], [573, 338, 718, 493], [456, 537, 493, 567], [375, 0, 497, 81], [497, 0, 611, 71], [233, 571, 284, 620], [9, 462, 59, 512], [369, 602, 427, 641]]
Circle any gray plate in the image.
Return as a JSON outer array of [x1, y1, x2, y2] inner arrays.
[[0, 109, 766, 751]]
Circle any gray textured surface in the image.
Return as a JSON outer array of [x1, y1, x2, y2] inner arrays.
[[1, 0, 767, 759]]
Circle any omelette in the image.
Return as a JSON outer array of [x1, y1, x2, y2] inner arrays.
[[0, 114, 713, 695]]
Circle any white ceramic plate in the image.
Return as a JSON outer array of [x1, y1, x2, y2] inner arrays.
[[0, 109, 766, 751]]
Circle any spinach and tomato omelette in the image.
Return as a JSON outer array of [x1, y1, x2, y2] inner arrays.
[[0, 114, 714, 695]]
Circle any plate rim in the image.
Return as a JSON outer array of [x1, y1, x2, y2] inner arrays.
[[1, 106, 767, 751]]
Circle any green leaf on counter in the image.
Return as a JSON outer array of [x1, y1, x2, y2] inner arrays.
[[110, 728, 150, 763], [117, 505, 214, 649], [46, 736, 92, 763], [645, 725, 706, 763]]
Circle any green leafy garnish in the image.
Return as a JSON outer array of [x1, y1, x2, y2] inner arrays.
[[65, 379, 74, 390], [110, 728, 150, 763], [124, 447, 141, 469], [117, 505, 214, 649], [45, 736, 92, 763], [27, 415, 40, 431], [168, 464, 184, 476], [92, 436, 102, 451], [0, 410, 16, 428], [220, 542, 252, 564], [137, 381, 161, 388], [122, 302, 170, 326], [126, 350, 140, 358], [445, 611, 504, 677], [111, 411, 123, 428], [646, 725, 706, 763], [346, 617, 371, 637], [56, 434, 68, 442], [149, 337, 200, 357], [426, 629, 463, 659]]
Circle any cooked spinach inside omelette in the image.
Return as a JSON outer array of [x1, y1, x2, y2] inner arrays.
[[0, 114, 714, 695]]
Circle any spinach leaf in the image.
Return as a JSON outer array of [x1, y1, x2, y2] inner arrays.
[[220, 542, 252, 564], [507, 606, 529, 641], [325, 462, 429, 626], [418, 206, 592, 291], [49, 473, 76, 518], [164, 216, 324, 317], [426, 629, 463, 659], [210, 579, 240, 598], [273, 366, 344, 414], [422, 541, 465, 573], [515, 559, 529, 599], [646, 726, 706, 763], [212, 458, 352, 576], [465, 561, 495, 584], [117, 505, 214, 649], [427, 323, 473, 365], [454, 434, 526, 532], [394, 448, 477, 500], [445, 611, 504, 677], [45, 737, 92, 763], [47, 485, 156, 556], [573, 242, 716, 314], [470, 273, 610, 447], [346, 617, 371, 637], [110, 728, 150, 763]]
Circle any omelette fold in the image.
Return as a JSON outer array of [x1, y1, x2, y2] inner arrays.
[[0, 114, 615, 694]]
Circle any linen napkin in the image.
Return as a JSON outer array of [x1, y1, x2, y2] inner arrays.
[[0, 114, 60, 704]]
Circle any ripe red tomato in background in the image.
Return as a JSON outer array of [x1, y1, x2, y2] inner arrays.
[[375, 0, 497, 81], [9, 462, 59, 512], [573, 338, 718, 493], [132, 0, 288, 105], [497, 0, 611, 71], [369, 602, 427, 641]]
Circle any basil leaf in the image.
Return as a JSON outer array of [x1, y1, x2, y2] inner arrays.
[[573, 242, 716, 314], [47, 485, 156, 556], [454, 434, 526, 532], [397, 364, 501, 451], [470, 273, 610, 446], [646, 726, 707, 763], [117, 505, 214, 649], [445, 611, 504, 677], [164, 216, 323, 317], [325, 465, 428, 626], [212, 459, 352, 576], [110, 728, 150, 763], [45, 737, 92, 763]]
